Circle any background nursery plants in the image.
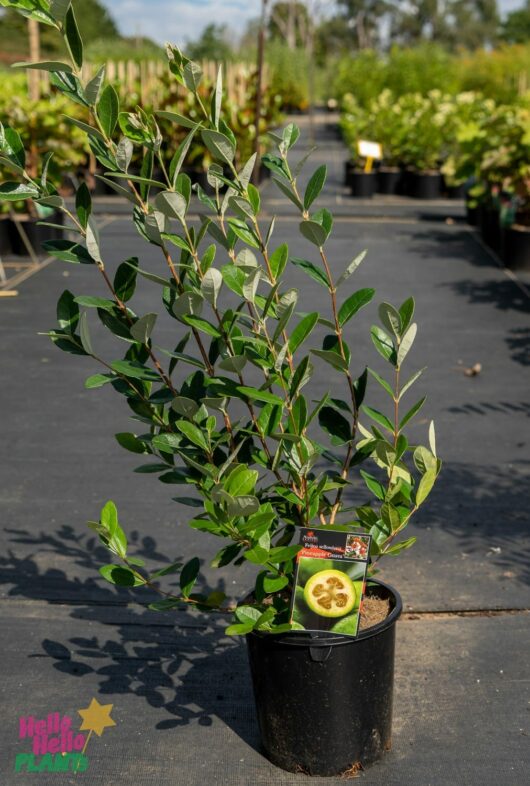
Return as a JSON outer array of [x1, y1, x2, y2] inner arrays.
[[0, 0, 441, 635]]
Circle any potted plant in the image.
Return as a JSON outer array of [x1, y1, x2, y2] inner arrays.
[[0, 1, 441, 776], [397, 91, 450, 199]]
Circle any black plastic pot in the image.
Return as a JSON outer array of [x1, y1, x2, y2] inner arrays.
[[466, 204, 479, 226], [8, 212, 63, 256], [376, 168, 402, 195], [408, 172, 442, 200], [247, 579, 402, 776], [344, 160, 355, 187], [350, 171, 376, 198], [479, 205, 502, 254], [446, 183, 467, 200], [501, 225, 530, 270]]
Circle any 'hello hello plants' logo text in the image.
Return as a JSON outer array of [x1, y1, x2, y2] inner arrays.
[[15, 698, 116, 774]]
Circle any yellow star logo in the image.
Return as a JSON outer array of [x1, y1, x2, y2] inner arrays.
[[77, 698, 116, 737]]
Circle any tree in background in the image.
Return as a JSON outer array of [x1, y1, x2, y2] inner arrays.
[[187, 23, 233, 62], [335, 0, 392, 49], [501, 1, 530, 44], [269, 1, 311, 48]]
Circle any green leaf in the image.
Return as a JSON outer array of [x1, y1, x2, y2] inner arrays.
[[148, 598, 182, 611], [57, 289, 79, 334], [368, 368, 394, 398], [399, 396, 426, 431], [130, 313, 157, 344], [237, 386, 284, 406], [381, 502, 400, 533], [288, 312, 319, 355], [116, 136, 133, 172], [180, 557, 200, 597], [155, 190, 187, 220], [85, 373, 114, 389], [378, 302, 401, 336], [336, 250, 367, 288], [169, 123, 200, 185], [311, 349, 348, 372], [114, 257, 138, 302], [110, 360, 159, 380], [75, 182, 91, 229], [176, 421, 209, 451], [282, 122, 300, 150], [304, 165, 327, 210], [79, 312, 93, 355], [272, 177, 303, 210], [399, 367, 426, 400], [289, 356, 313, 399], [115, 433, 147, 454], [99, 565, 144, 587], [269, 243, 288, 280], [338, 288, 375, 326], [51, 0, 72, 22], [201, 129, 235, 164], [150, 560, 184, 579], [183, 60, 202, 91], [225, 465, 258, 497], [0, 182, 39, 201], [318, 406, 352, 445], [299, 220, 327, 247], [399, 297, 415, 333], [85, 64, 105, 105], [384, 537, 417, 556], [13, 59, 73, 73], [98, 84, 119, 138], [171, 396, 200, 417], [74, 295, 114, 311], [362, 405, 394, 433], [371, 326, 396, 365], [227, 495, 260, 517], [397, 323, 417, 367], [429, 421, 437, 456], [416, 467, 438, 506], [64, 5, 83, 69], [360, 470, 386, 501], [291, 257, 328, 288]]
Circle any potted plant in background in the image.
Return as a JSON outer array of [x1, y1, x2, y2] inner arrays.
[[369, 90, 406, 195], [397, 91, 449, 199], [0, 0, 441, 776]]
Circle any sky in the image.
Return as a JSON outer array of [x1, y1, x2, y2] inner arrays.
[[100, 0, 527, 46]]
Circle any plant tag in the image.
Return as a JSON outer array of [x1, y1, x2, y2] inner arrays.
[[357, 140, 382, 160], [289, 527, 372, 638]]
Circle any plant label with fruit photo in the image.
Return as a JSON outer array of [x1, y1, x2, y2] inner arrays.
[[289, 528, 371, 637]]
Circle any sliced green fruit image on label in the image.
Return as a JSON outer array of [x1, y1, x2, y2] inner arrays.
[[303, 569, 357, 618], [331, 614, 359, 635]]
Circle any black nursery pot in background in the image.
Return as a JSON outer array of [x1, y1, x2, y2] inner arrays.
[[479, 204, 502, 254], [0, 215, 11, 255], [8, 211, 64, 256], [376, 168, 402, 195], [502, 225, 530, 271], [246, 579, 402, 777], [344, 160, 355, 188], [408, 172, 442, 200], [350, 171, 376, 198]]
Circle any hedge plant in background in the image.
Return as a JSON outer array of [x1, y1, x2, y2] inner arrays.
[[0, 0, 441, 634]]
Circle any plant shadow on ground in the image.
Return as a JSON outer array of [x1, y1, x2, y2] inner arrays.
[[410, 226, 530, 364], [0, 526, 260, 750], [417, 460, 530, 586]]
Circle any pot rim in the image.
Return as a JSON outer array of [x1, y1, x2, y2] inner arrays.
[[247, 578, 402, 649]]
